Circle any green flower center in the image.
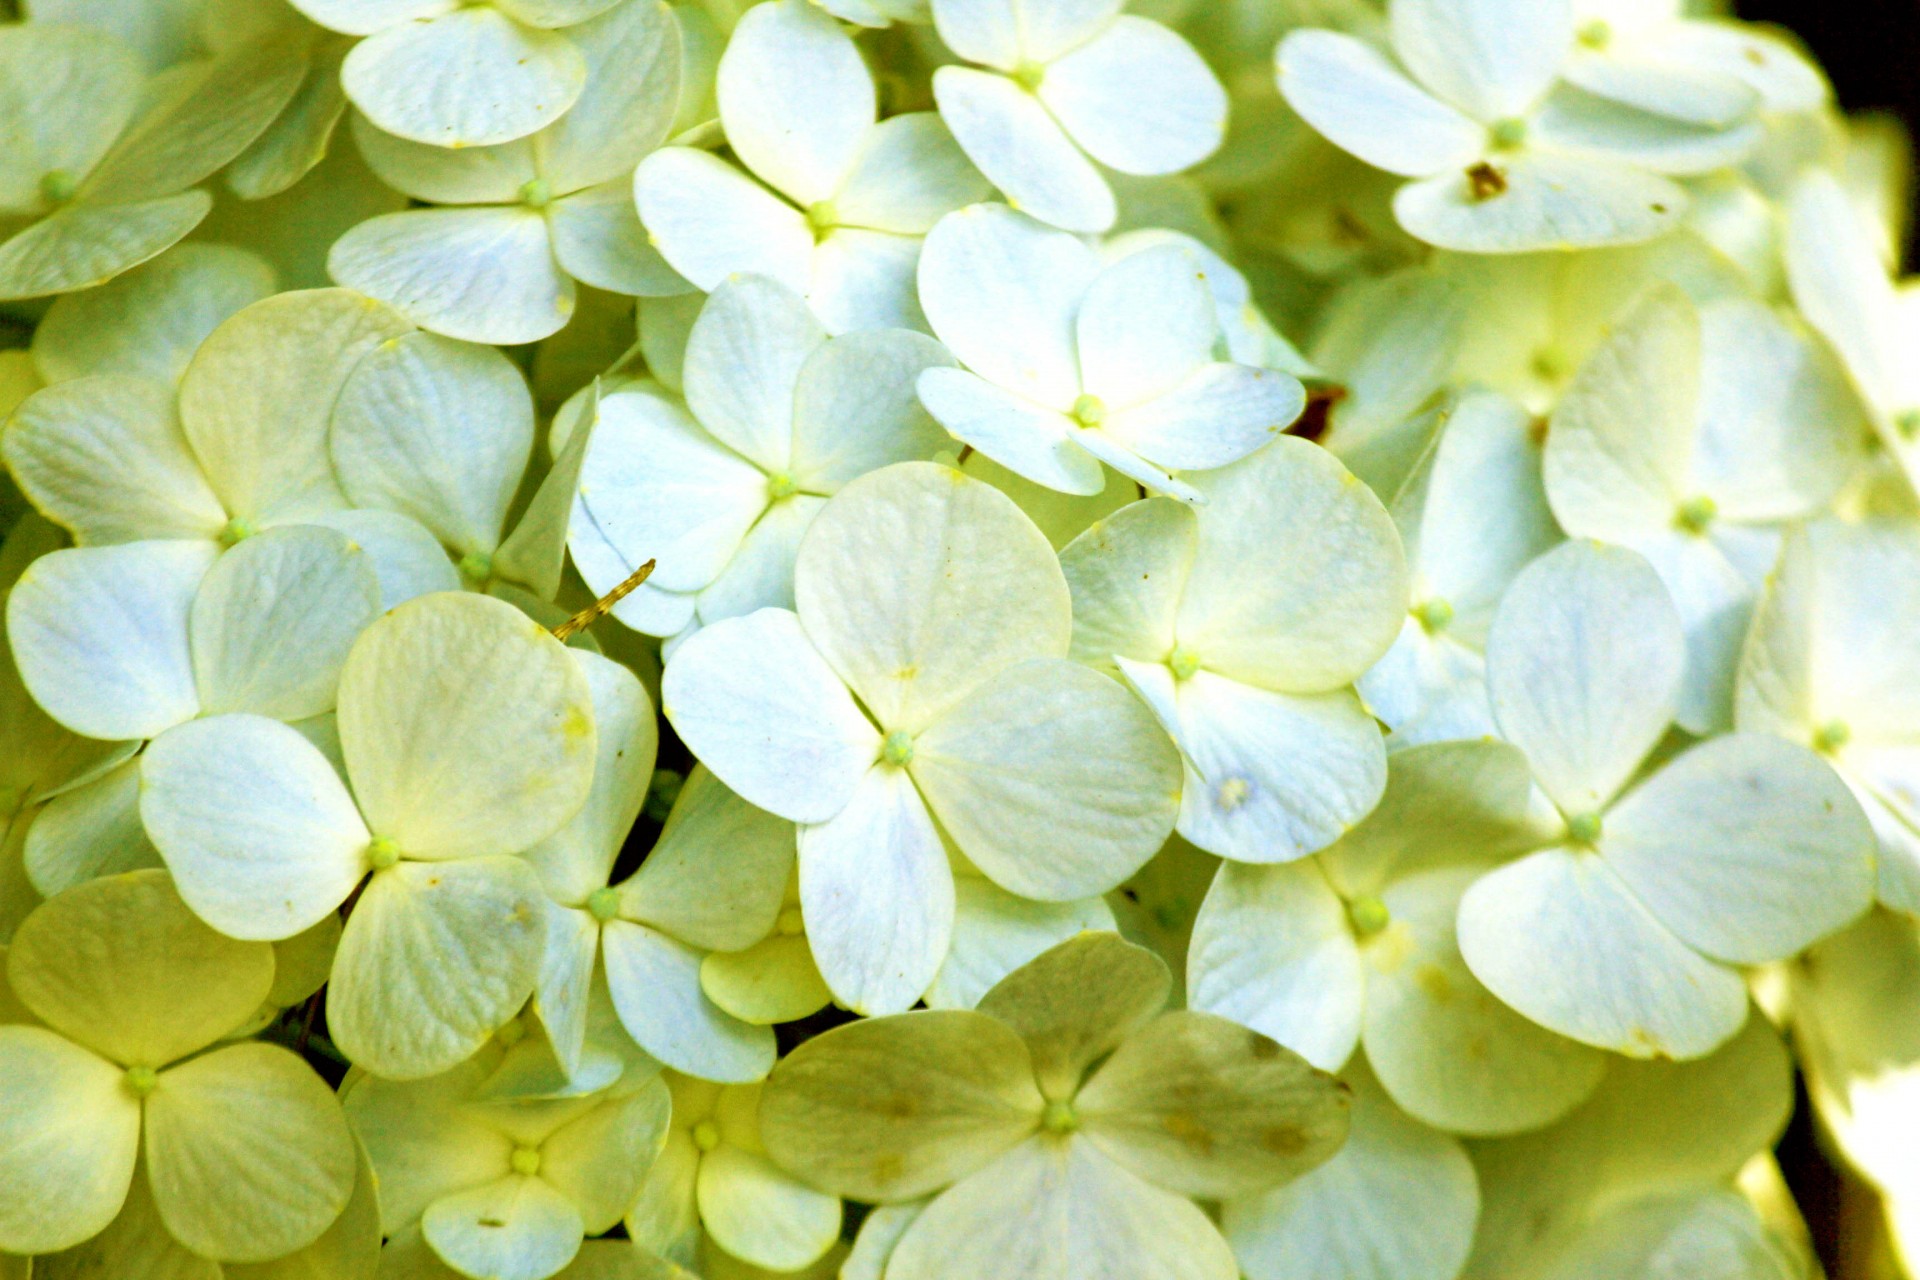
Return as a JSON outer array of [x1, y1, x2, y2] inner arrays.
[[1566, 812, 1603, 845], [1012, 62, 1046, 92], [218, 517, 257, 548], [882, 730, 916, 767], [587, 887, 621, 922], [124, 1066, 160, 1099], [767, 471, 799, 500], [1895, 409, 1920, 441], [1071, 394, 1107, 428], [1041, 1099, 1078, 1135], [691, 1120, 722, 1152], [1674, 495, 1718, 535], [510, 1146, 542, 1176], [518, 178, 553, 209], [1813, 720, 1852, 754], [39, 169, 76, 206], [1489, 118, 1528, 150], [367, 837, 401, 871], [1347, 895, 1390, 938], [806, 201, 838, 236], [458, 550, 493, 584], [1577, 19, 1612, 48], [1168, 645, 1202, 680], [1413, 598, 1454, 635]]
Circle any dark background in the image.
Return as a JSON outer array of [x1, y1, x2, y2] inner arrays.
[[1742, 0, 1920, 265]]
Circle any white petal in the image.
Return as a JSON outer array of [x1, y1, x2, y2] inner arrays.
[[22, 761, 158, 898], [421, 1175, 583, 1280], [696, 1144, 843, 1272], [793, 461, 1071, 733], [1038, 17, 1226, 177], [602, 921, 775, 1082], [1074, 243, 1217, 410], [1103, 364, 1305, 472], [916, 367, 1104, 496], [1275, 30, 1482, 178], [141, 714, 370, 940], [833, 113, 992, 235], [1362, 865, 1607, 1135], [337, 592, 595, 860], [917, 202, 1100, 409], [1485, 540, 1683, 816], [285, 0, 451, 36], [934, 0, 1120, 68], [693, 493, 828, 627], [0, 1026, 140, 1255], [789, 329, 956, 491], [1390, 0, 1574, 120], [332, 332, 533, 560], [189, 525, 381, 720], [348, 113, 537, 204], [681, 274, 826, 471], [178, 289, 410, 527], [0, 27, 142, 211], [1176, 437, 1410, 693], [1393, 152, 1687, 253], [327, 856, 547, 1079], [887, 1138, 1239, 1280], [0, 193, 211, 304], [1456, 847, 1748, 1059], [717, 0, 874, 205], [633, 147, 814, 296], [1223, 1067, 1478, 1280], [931, 67, 1115, 234], [1060, 495, 1196, 669], [6, 541, 211, 741], [926, 875, 1116, 1010], [1562, 46, 1757, 129], [1602, 734, 1875, 965], [808, 226, 928, 334], [661, 608, 879, 823], [309, 508, 462, 611], [1529, 86, 1761, 175], [547, 182, 670, 296], [536, 0, 682, 190], [797, 764, 954, 1015], [342, 8, 586, 148], [1, 374, 227, 545], [327, 207, 572, 345], [1186, 859, 1365, 1072], [1634, 530, 1754, 735], [912, 658, 1180, 899]]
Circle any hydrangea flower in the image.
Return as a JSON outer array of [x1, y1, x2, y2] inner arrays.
[[136, 591, 598, 1079], [288, 0, 629, 148], [569, 275, 954, 644], [344, 1051, 671, 1280], [1563, 0, 1827, 126], [663, 462, 1182, 1014], [6, 528, 381, 896], [1455, 539, 1876, 1059], [628, 1074, 842, 1274], [1544, 285, 1867, 733], [2, 289, 460, 607], [330, 0, 684, 344], [0, 871, 356, 1260], [915, 205, 1307, 501], [1735, 521, 1920, 914], [0, 25, 303, 299], [1060, 438, 1407, 862], [758, 932, 1350, 1280], [635, 0, 990, 334], [1354, 389, 1558, 745], [926, 0, 1228, 233], [1191, 738, 1614, 1141], [1277, 0, 1761, 251]]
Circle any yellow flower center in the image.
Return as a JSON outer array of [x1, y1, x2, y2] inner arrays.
[[1566, 812, 1603, 845], [367, 837, 401, 871], [124, 1066, 160, 1099], [692, 1120, 722, 1152], [1041, 1100, 1078, 1135], [1071, 394, 1107, 428], [1413, 598, 1454, 635], [1347, 896, 1390, 938], [587, 887, 621, 922], [510, 1146, 542, 1176], [882, 730, 916, 767]]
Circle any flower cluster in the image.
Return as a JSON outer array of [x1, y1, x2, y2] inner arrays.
[[0, 0, 1916, 1277]]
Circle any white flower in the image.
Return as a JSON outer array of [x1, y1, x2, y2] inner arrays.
[[1783, 169, 1920, 500], [1736, 520, 1920, 914], [915, 204, 1307, 502], [1565, 0, 1827, 124], [0, 871, 356, 1260], [1455, 539, 1876, 1059], [662, 461, 1182, 1014], [1545, 285, 1868, 734], [136, 590, 598, 1079], [0, 25, 305, 300], [1276, 0, 1761, 252], [1060, 438, 1407, 862], [1188, 739, 1607, 1134], [927, 0, 1227, 233], [635, 0, 990, 333], [345, 1051, 671, 1280], [1356, 389, 1559, 745], [569, 275, 954, 644], [330, 0, 685, 344], [289, 0, 627, 148]]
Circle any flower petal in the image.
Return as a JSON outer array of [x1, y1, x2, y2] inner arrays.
[[602, 921, 776, 1082], [931, 67, 1115, 233], [633, 147, 814, 297], [0, 1026, 140, 1255], [681, 273, 826, 472], [1038, 16, 1226, 177], [916, 367, 1103, 496], [421, 1175, 583, 1280], [697, 1144, 843, 1272], [1389, 0, 1574, 120], [926, 875, 1116, 1011], [1393, 152, 1687, 254], [717, 0, 874, 206], [1275, 30, 1482, 177]]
